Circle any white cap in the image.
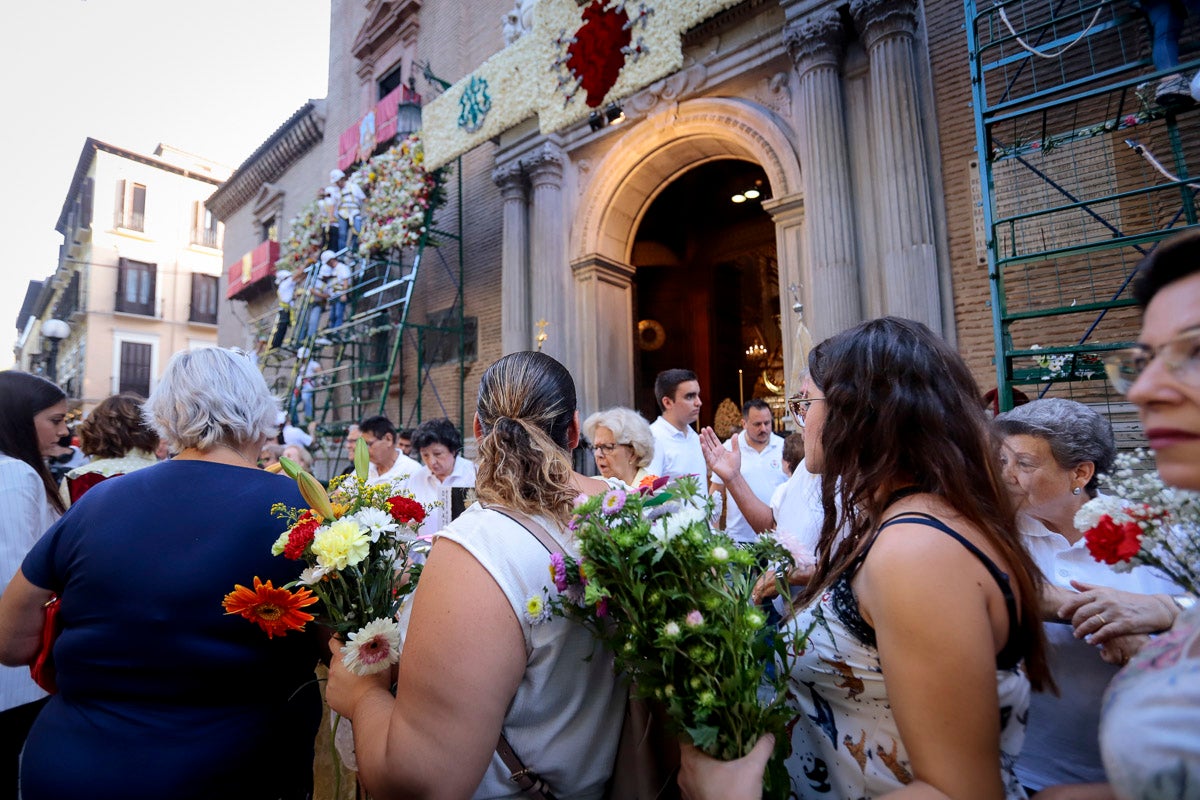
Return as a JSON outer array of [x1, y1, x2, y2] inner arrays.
[[321, 250, 336, 264], [329, 168, 346, 182]]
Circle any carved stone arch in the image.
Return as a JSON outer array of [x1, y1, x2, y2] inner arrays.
[[571, 96, 802, 264]]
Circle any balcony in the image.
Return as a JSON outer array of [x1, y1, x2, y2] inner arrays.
[[114, 210, 145, 232], [226, 240, 280, 300], [191, 227, 221, 249]]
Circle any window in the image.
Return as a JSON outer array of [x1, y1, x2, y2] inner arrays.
[[378, 63, 405, 100], [191, 202, 221, 248], [114, 180, 147, 231], [119, 341, 152, 398], [115, 258, 156, 316], [189, 274, 219, 324], [261, 216, 278, 244], [422, 308, 478, 366]]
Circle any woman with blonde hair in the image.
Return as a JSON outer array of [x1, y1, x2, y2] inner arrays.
[[326, 351, 625, 799]]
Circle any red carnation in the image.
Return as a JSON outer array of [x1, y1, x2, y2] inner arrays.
[[387, 496, 426, 525], [283, 516, 320, 560], [1084, 515, 1143, 565]]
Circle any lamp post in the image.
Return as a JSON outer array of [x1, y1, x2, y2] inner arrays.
[[41, 318, 70, 385]]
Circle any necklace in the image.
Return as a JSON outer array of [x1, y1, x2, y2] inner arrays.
[[176, 443, 260, 469]]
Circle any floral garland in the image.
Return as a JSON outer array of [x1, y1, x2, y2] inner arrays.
[[356, 134, 439, 255], [422, 0, 742, 169], [989, 102, 1160, 162], [275, 200, 326, 275]]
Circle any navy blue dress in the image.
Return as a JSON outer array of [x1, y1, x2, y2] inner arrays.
[[20, 460, 323, 800]]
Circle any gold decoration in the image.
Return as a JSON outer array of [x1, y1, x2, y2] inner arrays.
[[637, 318, 666, 351], [712, 398, 741, 441]]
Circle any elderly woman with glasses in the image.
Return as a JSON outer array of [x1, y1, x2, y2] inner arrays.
[[1035, 230, 1200, 800], [992, 398, 1183, 795], [582, 406, 656, 487]]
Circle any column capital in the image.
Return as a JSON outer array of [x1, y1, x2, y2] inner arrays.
[[571, 253, 636, 286], [491, 161, 527, 200], [525, 143, 565, 188], [850, 0, 920, 50], [784, 12, 844, 73]]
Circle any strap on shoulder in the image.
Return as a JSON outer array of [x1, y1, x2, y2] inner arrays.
[[485, 504, 566, 558]]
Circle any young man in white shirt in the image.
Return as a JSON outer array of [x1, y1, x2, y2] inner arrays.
[[359, 415, 420, 490], [710, 399, 787, 544], [645, 368, 706, 480]]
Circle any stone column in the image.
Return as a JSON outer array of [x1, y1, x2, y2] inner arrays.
[[851, 0, 941, 331], [763, 193, 808, 394], [572, 254, 636, 416], [492, 161, 531, 353], [526, 143, 571, 367], [785, 12, 862, 342]]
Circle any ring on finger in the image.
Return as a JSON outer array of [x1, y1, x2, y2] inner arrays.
[[1096, 613, 1107, 626]]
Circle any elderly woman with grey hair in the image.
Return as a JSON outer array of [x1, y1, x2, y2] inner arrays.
[[582, 406, 656, 487], [0, 347, 322, 800], [993, 397, 1186, 794]]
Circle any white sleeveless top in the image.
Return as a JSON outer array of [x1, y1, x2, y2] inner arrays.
[[426, 503, 626, 799]]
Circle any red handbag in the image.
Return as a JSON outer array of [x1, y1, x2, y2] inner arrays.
[[30, 595, 60, 694]]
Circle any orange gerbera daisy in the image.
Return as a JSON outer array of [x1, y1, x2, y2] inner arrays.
[[222, 576, 318, 638]]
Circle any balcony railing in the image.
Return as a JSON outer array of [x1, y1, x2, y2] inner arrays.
[[226, 240, 280, 300], [114, 211, 145, 232], [191, 227, 221, 249]]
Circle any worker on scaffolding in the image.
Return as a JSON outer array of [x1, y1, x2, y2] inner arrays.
[[269, 263, 305, 351], [300, 259, 332, 347], [320, 249, 353, 334], [293, 348, 321, 426], [1138, 0, 1200, 105], [326, 168, 366, 254]]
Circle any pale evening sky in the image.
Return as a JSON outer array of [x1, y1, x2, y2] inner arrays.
[[0, 0, 331, 368]]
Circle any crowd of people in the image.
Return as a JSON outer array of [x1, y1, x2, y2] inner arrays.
[[0, 228, 1196, 799]]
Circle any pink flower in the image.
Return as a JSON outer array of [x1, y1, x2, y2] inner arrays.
[[1123, 114, 1138, 127], [685, 610, 704, 628], [596, 597, 609, 618], [549, 552, 569, 592], [601, 488, 627, 515]]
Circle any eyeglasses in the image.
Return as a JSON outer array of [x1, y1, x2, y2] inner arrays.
[[1104, 329, 1200, 395], [787, 395, 824, 427], [592, 442, 631, 454]]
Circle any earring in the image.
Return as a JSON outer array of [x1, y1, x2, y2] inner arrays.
[[1072, 487, 1082, 495]]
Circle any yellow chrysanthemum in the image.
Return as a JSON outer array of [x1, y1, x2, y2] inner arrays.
[[311, 518, 371, 571]]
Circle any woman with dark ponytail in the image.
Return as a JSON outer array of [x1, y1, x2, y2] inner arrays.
[[0, 370, 68, 793], [327, 351, 625, 799]]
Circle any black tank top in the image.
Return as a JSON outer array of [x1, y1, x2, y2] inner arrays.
[[830, 512, 1024, 670]]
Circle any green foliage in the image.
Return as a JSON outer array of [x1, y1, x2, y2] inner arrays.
[[548, 477, 802, 796]]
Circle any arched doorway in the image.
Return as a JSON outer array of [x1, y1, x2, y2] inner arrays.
[[630, 160, 783, 431], [569, 97, 805, 421]]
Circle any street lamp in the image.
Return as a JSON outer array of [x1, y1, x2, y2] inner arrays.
[[41, 318, 70, 385]]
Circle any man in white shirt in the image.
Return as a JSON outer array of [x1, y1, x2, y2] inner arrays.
[[645, 368, 706, 479], [359, 414, 420, 489], [710, 399, 787, 544]]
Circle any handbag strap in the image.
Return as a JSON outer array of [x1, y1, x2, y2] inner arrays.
[[483, 504, 564, 800]]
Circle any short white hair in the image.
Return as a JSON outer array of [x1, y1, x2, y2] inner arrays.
[[583, 406, 656, 469], [144, 347, 279, 452]]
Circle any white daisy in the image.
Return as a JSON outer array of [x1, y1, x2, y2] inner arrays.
[[341, 618, 402, 676]]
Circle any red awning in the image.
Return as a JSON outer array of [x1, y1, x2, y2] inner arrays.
[[226, 240, 280, 300]]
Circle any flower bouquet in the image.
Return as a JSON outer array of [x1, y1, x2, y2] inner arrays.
[[223, 438, 429, 675], [1074, 449, 1200, 595], [543, 476, 798, 799], [356, 134, 441, 256]]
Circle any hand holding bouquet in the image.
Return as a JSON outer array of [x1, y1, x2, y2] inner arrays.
[[223, 438, 429, 675], [543, 476, 798, 798], [1075, 448, 1200, 595]]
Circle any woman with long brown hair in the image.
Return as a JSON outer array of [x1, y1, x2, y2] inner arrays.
[[326, 351, 625, 799], [681, 317, 1050, 799]]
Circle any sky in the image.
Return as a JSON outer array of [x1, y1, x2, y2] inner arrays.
[[0, 0, 331, 368]]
